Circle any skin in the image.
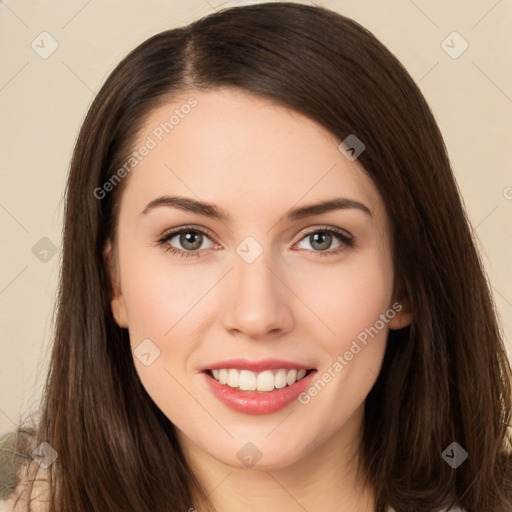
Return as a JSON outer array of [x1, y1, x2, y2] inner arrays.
[[106, 87, 412, 512]]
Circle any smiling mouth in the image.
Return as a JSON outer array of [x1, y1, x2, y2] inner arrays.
[[205, 368, 315, 393]]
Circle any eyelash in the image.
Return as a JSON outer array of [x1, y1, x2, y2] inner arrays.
[[157, 225, 355, 259]]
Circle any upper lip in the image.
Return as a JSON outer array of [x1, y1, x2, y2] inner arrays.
[[200, 358, 315, 373]]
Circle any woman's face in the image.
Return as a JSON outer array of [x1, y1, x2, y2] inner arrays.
[[107, 87, 410, 470]]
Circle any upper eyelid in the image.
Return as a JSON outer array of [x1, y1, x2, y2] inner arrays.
[[299, 225, 352, 239], [159, 224, 216, 241]]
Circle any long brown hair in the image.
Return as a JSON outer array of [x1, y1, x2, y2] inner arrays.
[[4, 3, 511, 511]]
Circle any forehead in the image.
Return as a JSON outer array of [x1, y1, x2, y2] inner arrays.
[[120, 87, 384, 224]]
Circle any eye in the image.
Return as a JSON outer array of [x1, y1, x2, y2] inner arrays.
[[295, 227, 354, 257], [157, 226, 218, 259], [157, 225, 354, 259]]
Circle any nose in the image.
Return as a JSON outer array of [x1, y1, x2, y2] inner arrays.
[[221, 249, 295, 340]]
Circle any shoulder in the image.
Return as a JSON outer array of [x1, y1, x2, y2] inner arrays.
[[0, 430, 50, 511], [0, 476, 50, 512]]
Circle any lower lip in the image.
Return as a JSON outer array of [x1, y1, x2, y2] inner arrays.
[[203, 370, 317, 415]]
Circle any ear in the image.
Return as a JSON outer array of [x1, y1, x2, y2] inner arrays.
[[103, 239, 129, 328], [388, 297, 413, 330]]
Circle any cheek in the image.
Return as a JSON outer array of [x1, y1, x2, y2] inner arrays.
[[288, 250, 394, 355], [118, 249, 214, 423], [119, 247, 212, 341], [116, 244, 209, 395], [292, 250, 394, 427]]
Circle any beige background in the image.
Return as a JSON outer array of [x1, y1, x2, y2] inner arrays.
[[1, 0, 511, 437]]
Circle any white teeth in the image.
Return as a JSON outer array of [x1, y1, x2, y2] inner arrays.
[[257, 370, 275, 392], [210, 368, 309, 392], [239, 370, 257, 391], [286, 369, 297, 385], [227, 369, 239, 388], [274, 369, 287, 389]]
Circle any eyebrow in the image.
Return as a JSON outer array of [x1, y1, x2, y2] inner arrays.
[[140, 195, 372, 221]]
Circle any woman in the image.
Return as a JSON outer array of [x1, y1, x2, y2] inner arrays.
[[2, 2, 511, 511]]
